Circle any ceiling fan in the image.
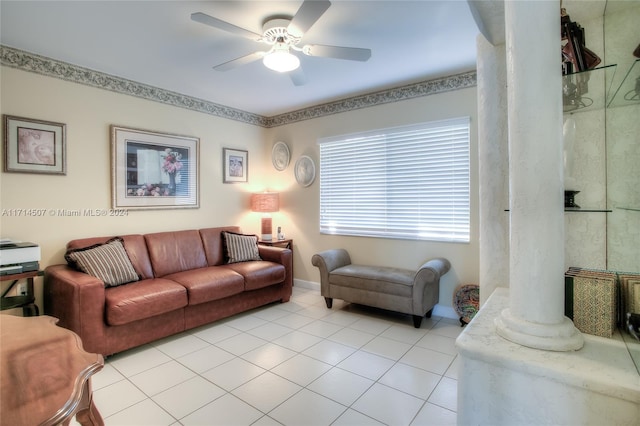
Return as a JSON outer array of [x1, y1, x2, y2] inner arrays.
[[191, 0, 372, 86]]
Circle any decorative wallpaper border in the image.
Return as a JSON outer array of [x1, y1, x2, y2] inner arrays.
[[1, 45, 476, 128], [265, 72, 477, 127]]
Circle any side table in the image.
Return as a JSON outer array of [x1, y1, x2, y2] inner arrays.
[[258, 238, 293, 250], [1, 270, 43, 316], [0, 315, 104, 426]]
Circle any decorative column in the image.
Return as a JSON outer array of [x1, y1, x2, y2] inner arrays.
[[477, 34, 509, 305], [494, 0, 583, 351]]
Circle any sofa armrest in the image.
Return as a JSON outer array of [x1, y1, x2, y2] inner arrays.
[[411, 258, 451, 315], [44, 264, 107, 352], [258, 246, 293, 295], [311, 249, 352, 295]]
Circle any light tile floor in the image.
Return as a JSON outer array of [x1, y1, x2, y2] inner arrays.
[[86, 286, 461, 426]]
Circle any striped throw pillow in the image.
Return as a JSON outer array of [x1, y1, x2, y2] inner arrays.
[[222, 231, 261, 263], [65, 237, 139, 287]]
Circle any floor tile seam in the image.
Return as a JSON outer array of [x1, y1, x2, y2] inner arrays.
[[302, 367, 378, 407], [394, 358, 452, 377], [351, 379, 431, 426], [411, 341, 458, 357], [405, 339, 460, 358], [129, 365, 200, 399], [263, 385, 351, 424], [370, 372, 431, 403], [342, 404, 394, 426], [103, 394, 178, 425], [98, 378, 167, 422], [228, 371, 305, 416], [357, 344, 413, 363], [149, 384, 230, 424], [110, 355, 175, 379], [263, 354, 335, 386]]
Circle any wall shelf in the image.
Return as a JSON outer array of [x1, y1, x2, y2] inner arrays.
[[608, 59, 640, 108], [562, 64, 617, 113]]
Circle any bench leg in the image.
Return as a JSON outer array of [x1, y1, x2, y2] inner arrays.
[[324, 297, 333, 309], [426, 309, 433, 318], [413, 315, 423, 328]]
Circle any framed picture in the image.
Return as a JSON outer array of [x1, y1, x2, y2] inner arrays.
[[223, 148, 248, 183], [3, 115, 66, 175], [111, 125, 199, 210]]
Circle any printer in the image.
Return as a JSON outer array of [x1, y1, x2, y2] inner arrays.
[[0, 240, 41, 275]]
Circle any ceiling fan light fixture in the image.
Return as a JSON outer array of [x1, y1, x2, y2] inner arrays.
[[263, 44, 300, 73]]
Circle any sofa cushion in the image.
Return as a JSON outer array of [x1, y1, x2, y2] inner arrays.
[[164, 267, 245, 305], [145, 230, 208, 277], [330, 265, 414, 298], [105, 278, 188, 326], [222, 231, 261, 263], [200, 226, 241, 266], [222, 261, 285, 291], [65, 237, 139, 287]]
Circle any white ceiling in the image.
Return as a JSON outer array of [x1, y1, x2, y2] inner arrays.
[[0, 1, 480, 117]]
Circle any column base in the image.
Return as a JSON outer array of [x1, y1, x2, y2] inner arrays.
[[495, 308, 584, 351]]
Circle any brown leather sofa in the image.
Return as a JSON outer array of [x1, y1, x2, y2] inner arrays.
[[44, 226, 292, 356]]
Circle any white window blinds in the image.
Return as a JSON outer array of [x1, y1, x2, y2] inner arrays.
[[318, 117, 470, 243]]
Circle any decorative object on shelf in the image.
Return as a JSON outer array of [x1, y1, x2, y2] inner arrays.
[[272, 141, 290, 171], [3, 115, 66, 175], [453, 284, 480, 327], [277, 226, 285, 240], [111, 125, 199, 210], [561, 8, 601, 75], [561, 8, 601, 112], [294, 155, 316, 187], [223, 148, 248, 183], [565, 190, 580, 209], [251, 192, 279, 241]]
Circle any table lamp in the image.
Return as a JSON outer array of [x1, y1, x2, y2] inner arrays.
[[251, 192, 279, 241]]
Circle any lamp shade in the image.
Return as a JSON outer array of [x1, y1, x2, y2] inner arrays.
[[251, 192, 279, 213]]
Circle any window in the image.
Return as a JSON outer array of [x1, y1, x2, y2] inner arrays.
[[318, 117, 470, 243]]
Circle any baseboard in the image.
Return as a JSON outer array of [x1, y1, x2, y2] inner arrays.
[[432, 304, 458, 320], [293, 279, 459, 320]]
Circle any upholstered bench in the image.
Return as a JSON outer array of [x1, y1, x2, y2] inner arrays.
[[311, 249, 451, 327]]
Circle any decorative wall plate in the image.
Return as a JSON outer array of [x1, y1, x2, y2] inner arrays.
[[272, 141, 290, 171], [295, 155, 316, 187]]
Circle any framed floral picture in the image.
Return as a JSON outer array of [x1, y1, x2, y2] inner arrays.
[[3, 115, 66, 175], [111, 125, 199, 210], [223, 148, 248, 183]]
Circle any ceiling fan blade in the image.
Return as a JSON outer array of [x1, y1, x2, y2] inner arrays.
[[191, 12, 262, 41], [304, 44, 371, 62], [213, 51, 266, 71], [288, 0, 331, 37], [289, 66, 307, 86]]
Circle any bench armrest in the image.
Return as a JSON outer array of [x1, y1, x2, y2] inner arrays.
[[412, 258, 451, 315], [311, 249, 352, 294]]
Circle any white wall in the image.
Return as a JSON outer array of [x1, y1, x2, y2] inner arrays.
[[1, 66, 479, 312], [264, 87, 479, 309]]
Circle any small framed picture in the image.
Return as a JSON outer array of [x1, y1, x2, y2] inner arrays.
[[3, 115, 66, 175], [223, 148, 248, 183]]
